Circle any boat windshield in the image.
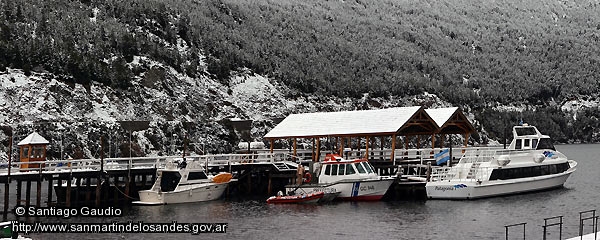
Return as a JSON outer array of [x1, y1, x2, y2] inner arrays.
[[536, 138, 556, 150], [515, 127, 537, 136], [160, 172, 181, 192], [355, 163, 366, 173], [188, 171, 208, 180], [362, 162, 374, 174]]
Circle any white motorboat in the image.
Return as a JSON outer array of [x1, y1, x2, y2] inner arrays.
[[426, 124, 577, 199], [286, 154, 395, 201], [133, 159, 233, 205]]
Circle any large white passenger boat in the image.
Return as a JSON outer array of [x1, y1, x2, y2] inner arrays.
[[134, 159, 233, 205], [426, 124, 577, 199], [286, 154, 395, 201]]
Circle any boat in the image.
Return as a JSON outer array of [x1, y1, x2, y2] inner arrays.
[[133, 159, 234, 205], [425, 124, 577, 199], [266, 191, 325, 204], [285, 154, 395, 201]]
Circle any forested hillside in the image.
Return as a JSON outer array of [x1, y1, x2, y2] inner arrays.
[[1, 0, 599, 146]]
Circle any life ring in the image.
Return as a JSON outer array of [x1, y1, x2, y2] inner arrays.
[[303, 172, 312, 183]]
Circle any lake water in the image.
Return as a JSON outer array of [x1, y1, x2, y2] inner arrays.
[[21, 144, 600, 239]]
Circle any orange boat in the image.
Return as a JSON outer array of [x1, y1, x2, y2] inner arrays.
[[266, 191, 325, 204]]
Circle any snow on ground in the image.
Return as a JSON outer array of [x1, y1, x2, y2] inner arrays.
[[561, 99, 600, 113]]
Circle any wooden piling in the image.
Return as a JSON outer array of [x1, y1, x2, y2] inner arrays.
[[267, 172, 272, 196], [113, 176, 119, 205], [47, 176, 53, 206], [391, 134, 396, 162], [125, 175, 131, 199], [16, 180, 21, 206], [3, 182, 9, 219], [36, 179, 42, 207], [95, 176, 102, 207], [25, 180, 31, 207], [85, 177, 91, 204], [247, 170, 252, 194], [365, 136, 369, 160], [141, 175, 147, 189], [66, 177, 72, 207], [75, 177, 82, 205]]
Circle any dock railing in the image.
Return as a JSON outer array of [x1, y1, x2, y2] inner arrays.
[[0, 152, 301, 176]]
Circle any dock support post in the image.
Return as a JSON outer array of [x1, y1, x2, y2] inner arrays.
[[75, 177, 81, 205], [247, 170, 252, 194], [85, 177, 91, 204], [125, 175, 130, 196], [339, 137, 344, 156], [36, 179, 42, 208], [25, 181, 31, 207], [365, 136, 369, 160], [66, 177, 72, 207], [315, 138, 320, 162], [113, 176, 119, 205], [293, 139, 297, 159], [95, 176, 102, 207], [3, 182, 9, 220], [391, 134, 396, 163], [47, 176, 53, 206], [141, 175, 147, 189], [16, 180, 22, 206], [267, 172, 272, 196]]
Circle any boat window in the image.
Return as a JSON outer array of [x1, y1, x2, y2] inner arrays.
[[362, 162, 374, 174], [489, 162, 571, 180], [331, 165, 338, 176], [536, 138, 556, 150], [324, 165, 331, 175], [515, 139, 522, 149], [524, 139, 530, 148], [515, 127, 537, 136], [355, 163, 366, 173], [338, 164, 345, 175], [188, 171, 208, 180], [345, 164, 356, 175], [532, 139, 538, 149], [160, 172, 181, 192]]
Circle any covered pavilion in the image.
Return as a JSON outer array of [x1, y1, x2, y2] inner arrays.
[[264, 106, 476, 162]]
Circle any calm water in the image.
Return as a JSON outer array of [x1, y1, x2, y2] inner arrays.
[[21, 144, 600, 239]]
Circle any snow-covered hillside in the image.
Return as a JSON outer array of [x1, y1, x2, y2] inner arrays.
[[0, 59, 464, 161]]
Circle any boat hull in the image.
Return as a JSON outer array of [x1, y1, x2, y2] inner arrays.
[[136, 182, 229, 204], [286, 178, 394, 201], [425, 170, 574, 199]]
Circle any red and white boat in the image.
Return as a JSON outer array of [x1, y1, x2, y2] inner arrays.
[[285, 154, 395, 201], [266, 191, 325, 204]]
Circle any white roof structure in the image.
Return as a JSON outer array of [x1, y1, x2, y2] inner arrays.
[[425, 107, 475, 134], [426, 107, 459, 127], [264, 106, 436, 139], [17, 132, 50, 146]]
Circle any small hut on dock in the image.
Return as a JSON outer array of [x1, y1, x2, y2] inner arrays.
[[17, 132, 49, 170]]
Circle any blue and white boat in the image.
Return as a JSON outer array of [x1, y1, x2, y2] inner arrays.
[[426, 124, 577, 199]]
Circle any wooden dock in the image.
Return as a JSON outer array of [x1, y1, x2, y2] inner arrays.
[[0, 152, 299, 220], [0, 147, 445, 220]]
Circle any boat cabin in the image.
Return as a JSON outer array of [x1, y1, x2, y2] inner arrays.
[[509, 124, 555, 151], [319, 154, 379, 183], [158, 160, 208, 192]]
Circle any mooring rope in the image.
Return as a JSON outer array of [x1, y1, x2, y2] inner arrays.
[[106, 175, 137, 200]]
